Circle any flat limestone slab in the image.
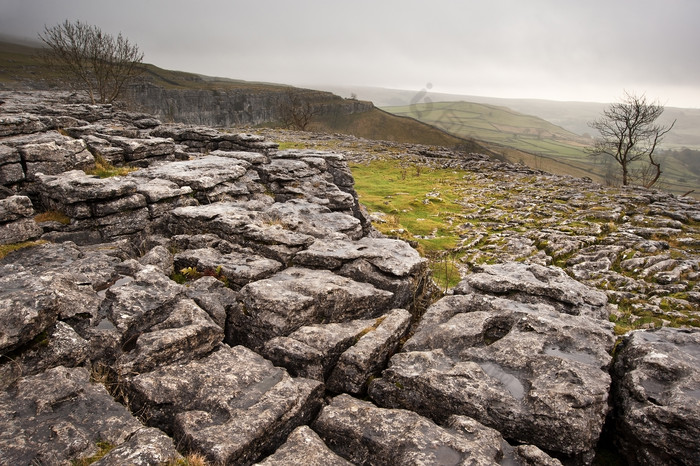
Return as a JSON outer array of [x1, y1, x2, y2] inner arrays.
[[125, 345, 324, 465]]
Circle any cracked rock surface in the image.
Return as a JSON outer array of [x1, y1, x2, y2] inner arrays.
[[1, 91, 698, 465]]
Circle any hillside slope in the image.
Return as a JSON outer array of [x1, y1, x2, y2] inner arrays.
[[0, 39, 483, 151], [384, 100, 700, 197]]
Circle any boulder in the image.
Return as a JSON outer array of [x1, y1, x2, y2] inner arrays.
[[0, 321, 88, 390], [0, 113, 47, 137], [0, 195, 35, 222], [455, 262, 610, 320], [0, 217, 43, 244], [263, 318, 377, 380], [0, 366, 165, 465], [254, 425, 352, 466], [312, 394, 561, 465], [184, 275, 237, 329], [0, 270, 99, 354], [115, 297, 224, 374], [129, 155, 249, 191], [124, 345, 324, 465], [174, 246, 282, 290], [612, 328, 700, 465], [264, 199, 363, 240], [233, 267, 394, 350], [327, 308, 412, 395], [93, 427, 182, 465], [16, 132, 94, 179], [369, 275, 615, 460], [167, 202, 316, 263]]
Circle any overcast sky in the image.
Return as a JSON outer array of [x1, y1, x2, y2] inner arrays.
[[2, 0, 699, 108]]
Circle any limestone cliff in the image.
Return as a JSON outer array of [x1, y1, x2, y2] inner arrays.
[[125, 82, 374, 127]]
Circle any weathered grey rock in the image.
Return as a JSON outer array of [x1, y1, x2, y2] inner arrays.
[[294, 236, 426, 276], [455, 262, 610, 320], [174, 246, 282, 290], [0, 217, 43, 244], [0, 240, 121, 291], [327, 308, 412, 395], [264, 199, 363, 240], [0, 157, 25, 185], [0, 113, 47, 136], [130, 155, 249, 190], [134, 177, 193, 203], [313, 394, 560, 465], [184, 275, 236, 329], [82, 133, 126, 164], [263, 318, 376, 380], [0, 195, 34, 222], [234, 267, 394, 350], [125, 345, 324, 465], [37, 170, 139, 205], [93, 427, 181, 465], [167, 202, 315, 263], [0, 269, 100, 354], [612, 328, 700, 466], [0, 321, 88, 390], [211, 148, 269, 165], [100, 134, 175, 162], [16, 132, 94, 179], [138, 244, 174, 276], [103, 265, 183, 340], [115, 297, 224, 374], [0, 366, 146, 465], [369, 286, 615, 460], [254, 425, 352, 466]]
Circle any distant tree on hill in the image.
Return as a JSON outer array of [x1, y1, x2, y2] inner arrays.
[[38, 20, 144, 104], [588, 92, 675, 188], [278, 89, 318, 130]]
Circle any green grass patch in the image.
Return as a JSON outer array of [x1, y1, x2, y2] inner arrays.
[[277, 141, 307, 150], [0, 240, 47, 260]]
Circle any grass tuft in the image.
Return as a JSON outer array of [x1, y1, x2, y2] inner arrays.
[[85, 154, 138, 178]]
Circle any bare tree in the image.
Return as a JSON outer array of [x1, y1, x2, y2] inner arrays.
[[278, 89, 318, 130], [39, 20, 144, 104], [588, 92, 675, 188]]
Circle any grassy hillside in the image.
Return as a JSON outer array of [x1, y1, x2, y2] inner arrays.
[[384, 101, 700, 197], [0, 39, 291, 93], [307, 107, 484, 149]]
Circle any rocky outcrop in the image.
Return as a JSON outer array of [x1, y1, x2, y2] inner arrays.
[[1, 91, 698, 465], [612, 328, 700, 465], [0, 366, 181, 465], [312, 394, 562, 465], [369, 263, 616, 462]]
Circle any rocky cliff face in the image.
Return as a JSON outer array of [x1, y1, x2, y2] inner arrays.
[[124, 82, 374, 127], [0, 91, 698, 466]]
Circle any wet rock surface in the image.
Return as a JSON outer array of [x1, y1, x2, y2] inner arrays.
[[369, 267, 615, 461], [612, 328, 700, 465], [1, 91, 698, 464]]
